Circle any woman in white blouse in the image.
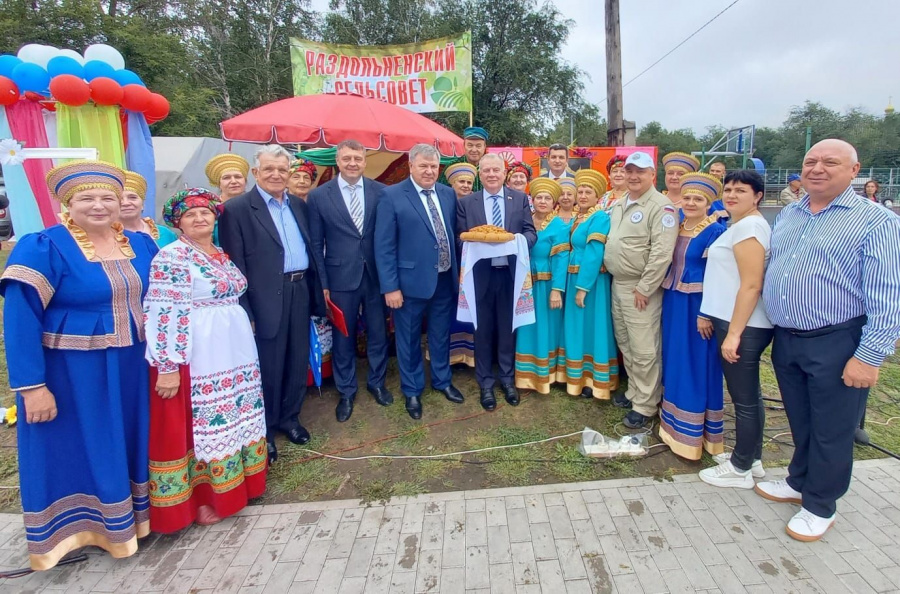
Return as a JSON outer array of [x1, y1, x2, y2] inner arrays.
[[698, 170, 774, 489]]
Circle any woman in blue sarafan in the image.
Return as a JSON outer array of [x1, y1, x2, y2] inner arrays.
[[659, 172, 727, 460], [514, 177, 572, 394], [0, 161, 158, 570]]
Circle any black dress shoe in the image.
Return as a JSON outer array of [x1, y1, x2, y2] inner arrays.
[[480, 388, 497, 411], [405, 396, 422, 420], [267, 441, 278, 464], [581, 387, 593, 399], [439, 384, 464, 404], [367, 385, 394, 406], [500, 384, 520, 406], [283, 425, 311, 445], [613, 392, 632, 409], [336, 398, 354, 423]]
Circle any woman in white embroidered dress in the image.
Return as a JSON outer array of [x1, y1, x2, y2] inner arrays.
[[143, 188, 267, 533]]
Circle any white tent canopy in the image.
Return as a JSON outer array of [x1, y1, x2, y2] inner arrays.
[[152, 137, 260, 217]]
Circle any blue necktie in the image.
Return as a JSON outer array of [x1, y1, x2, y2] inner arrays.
[[490, 195, 507, 266], [491, 195, 503, 227]]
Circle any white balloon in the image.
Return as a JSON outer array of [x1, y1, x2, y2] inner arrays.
[[16, 44, 45, 65], [58, 49, 85, 65], [33, 46, 61, 69], [84, 44, 125, 70]]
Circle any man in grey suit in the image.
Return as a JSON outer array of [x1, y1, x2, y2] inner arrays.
[[456, 153, 537, 410], [308, 139, 391, 422]]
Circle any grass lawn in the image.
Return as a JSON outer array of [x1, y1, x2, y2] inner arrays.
[[0, 246, 898, 511]]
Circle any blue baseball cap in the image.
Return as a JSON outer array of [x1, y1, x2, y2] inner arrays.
[[788, 173, 801, 182], [624, 151, 655, 169]]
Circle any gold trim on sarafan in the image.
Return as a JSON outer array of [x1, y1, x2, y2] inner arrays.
[[142, 217, 161, 240], [550, 243, 570, 256], [1, 264, 55, 308]]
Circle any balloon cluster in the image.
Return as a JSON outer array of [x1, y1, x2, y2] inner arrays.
[[0, 43, 170, 123]]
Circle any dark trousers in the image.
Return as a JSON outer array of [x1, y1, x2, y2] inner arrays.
[[711, 318, 773, 472], [393, 271, 455, 397], [474, 267, 515, 390], [330, 268, 388, 400], [255, 275, 310, 437], [772, 316, 868, 518]]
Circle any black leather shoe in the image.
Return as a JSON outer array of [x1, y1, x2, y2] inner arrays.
[[267, 441, 278, 464], [406, 396, 422, 420], [367, 385, 394, 406], [336, 398, 354, 423], [480, 388, 497, 411], [500, 384, 520, 406], [439, 384, 465, 404], [581, 387, 593, 399], [613, 392, 632, 409], [283, 425, 311, 445]]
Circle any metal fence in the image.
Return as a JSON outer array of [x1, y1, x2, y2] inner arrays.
[[761, 168, 900, 204]]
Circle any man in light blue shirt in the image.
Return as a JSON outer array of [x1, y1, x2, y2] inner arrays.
[[258, 185, 309, 273], [757, 139, 900, 542], [219, 145, 327, 464]]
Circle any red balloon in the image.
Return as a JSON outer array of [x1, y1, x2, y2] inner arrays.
[[121, 84, 151, 112], [144, 93, 170, 120], [49, 74, 90, 107], [89, 77, 124, 106], [24, 91, 45, 102], [40, 100, 56, 112], [0, 76, 18, 106]]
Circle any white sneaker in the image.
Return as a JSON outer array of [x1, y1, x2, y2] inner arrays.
[[786, 507, 835, 542], [699, 460, 755, 489], [754, 479, 802, 504], [712, 452, 766, 478]]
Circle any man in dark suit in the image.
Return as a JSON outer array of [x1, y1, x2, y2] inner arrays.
[[308, 139, 391, 422], [219, 145, 326, 463], [457, 153, 537, 410], [374, 144, 465, 419]]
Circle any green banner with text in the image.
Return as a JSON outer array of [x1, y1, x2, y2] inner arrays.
[[290, 33, 472, 114]]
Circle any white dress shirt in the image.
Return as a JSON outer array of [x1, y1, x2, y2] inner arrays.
[[482, 188, 509, 266], [411, 179, 448, 237], [338, 174, 366, 225]]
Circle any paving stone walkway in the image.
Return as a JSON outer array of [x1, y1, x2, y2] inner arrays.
[[1, 458, 899, 593]]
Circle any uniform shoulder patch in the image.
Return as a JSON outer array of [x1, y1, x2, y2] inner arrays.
[[661, 213, 677, 228], [663, 205, 676, 213]]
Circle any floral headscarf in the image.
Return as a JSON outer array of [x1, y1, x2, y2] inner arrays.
[[163, 188, 222, 228], [289, 159, 318, 182]]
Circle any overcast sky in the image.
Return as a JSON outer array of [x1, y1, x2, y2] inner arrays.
[[308, 0, 900, 133]]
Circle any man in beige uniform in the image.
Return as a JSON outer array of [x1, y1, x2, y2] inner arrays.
[[604, 151, 678, 429]]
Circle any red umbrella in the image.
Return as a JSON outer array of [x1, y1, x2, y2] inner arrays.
[[220, 94, 464, 157]]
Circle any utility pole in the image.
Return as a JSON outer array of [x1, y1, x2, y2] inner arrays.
[[606, 0, 625, 146]]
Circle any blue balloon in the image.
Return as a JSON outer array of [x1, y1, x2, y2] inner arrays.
[[0, 55, 23, 78], [10, 62, 50, 94], [47, 56, 84, 79], [112, 69, 144, 87], [83, 60, 116, 81]]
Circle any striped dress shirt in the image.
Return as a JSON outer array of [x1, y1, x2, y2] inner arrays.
[[763, 186, 900, 366], [259, 185, 310, 273]]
